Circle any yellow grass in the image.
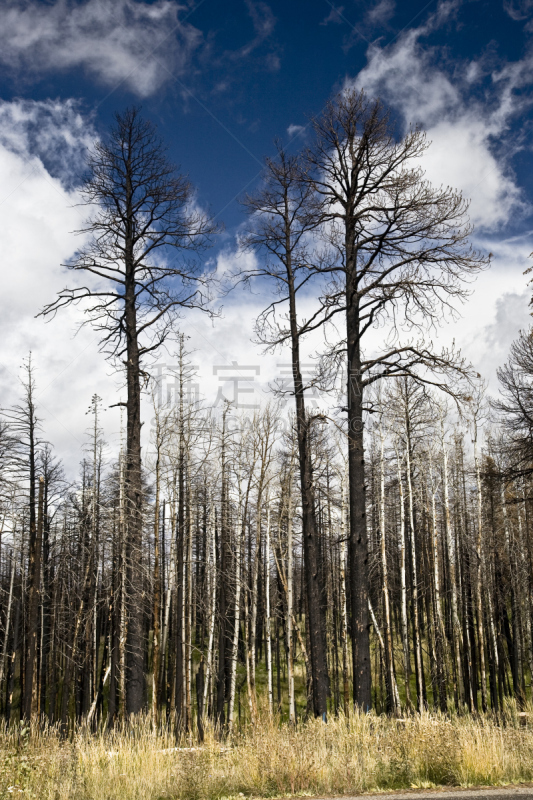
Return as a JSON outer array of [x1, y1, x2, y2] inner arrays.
[[2, 703, 533, 800]]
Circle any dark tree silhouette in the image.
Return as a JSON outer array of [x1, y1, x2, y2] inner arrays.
[[40, 107, 217, 714], [238, 146, 330, 718], [304, 89, 487, 709]]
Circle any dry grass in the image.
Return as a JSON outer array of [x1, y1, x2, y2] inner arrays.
[[2, 703, 533, 800]]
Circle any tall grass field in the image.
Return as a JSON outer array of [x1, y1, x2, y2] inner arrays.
[[3, 704, 533, 800]]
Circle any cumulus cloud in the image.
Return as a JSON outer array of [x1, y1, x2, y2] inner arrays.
[[0, 0, 202, 97], [323, 3, 533, 390], [0, 100, 282, 472], [0, 98, 123, 472], [0, 98, 94, 187], [350, 8, 527, 231]]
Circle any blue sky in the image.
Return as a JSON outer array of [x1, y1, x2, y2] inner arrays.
[[2, 0, 531, 232], [0, 0, 532, 468]]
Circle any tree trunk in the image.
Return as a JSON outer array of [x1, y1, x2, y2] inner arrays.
[[152, 473, 161, 722], [378, 416, 400, 714], [339, 473, 350, 714], [124, 154, 145, 716], [0, 557, 15, 692], [395, 446, 412, 711], [284, 207, 328, 718], [429, 452, 448, 712], [441, 421, 463, 709], [228, 476, 246, 732], [346, 286, 371, 711], [501, 480, 524, 704], [265, 498, 273, 716], [24, 475, 44, 720], [287, 470, 296, 723], [473, 431, 488, 711], [405, 419, 424, 711]]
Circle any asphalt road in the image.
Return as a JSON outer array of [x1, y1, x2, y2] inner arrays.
[[313, 789, 533, 800]]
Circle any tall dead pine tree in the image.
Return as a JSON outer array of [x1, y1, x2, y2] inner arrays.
[[238, 148, 329, 718], [305, 89, 486, 709], [40, 108, 216, 715], [3, 357, 44, 720]]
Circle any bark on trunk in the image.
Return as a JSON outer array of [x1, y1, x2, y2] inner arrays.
[[24, 476, 43, 720], [124, 157, 145, 715], [395, 446, 412, 711], [285, 207, 329, 718], [378, 417, 400, 714], [441, 421, 463, 708], [346, 283, 371, 710]]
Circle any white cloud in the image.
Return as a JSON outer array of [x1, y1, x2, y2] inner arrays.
[[439, 244, 533, 393], [366, 0, 396, 26], [504, 0, 533, 21], [0, 0, 202, 97], [0, 99, 123, 474], [245, 0, 276, 40], [227, 0, 278, 68], [0, 101, 287, 476], [287, 123, 306, 138], [213, 245, 258, 280], [350, 13, 527, 231], [0, 98, 93, 186], [328, 6, 533, 393], [343, 11, 533, 403]]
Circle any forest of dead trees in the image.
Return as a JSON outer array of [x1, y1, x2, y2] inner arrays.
[[1, 354, 533, 730], [0, 90, 531, 732]]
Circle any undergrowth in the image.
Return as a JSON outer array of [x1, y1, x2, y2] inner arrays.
[[2, 702, 533, 800]]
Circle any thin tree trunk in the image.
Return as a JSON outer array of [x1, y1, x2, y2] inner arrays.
[[396, 446, 411, 711], [284, 209, 329, 718], [228, 477, 246, 733], [203, 502, 216, 716], [346, 291, 371, 710], [501, 480, 524, 704], [25, 475, 44, 720], [517, 485, 533, 700], [405, 430, 424, 711], [429, 450, 448, 711], [0, 557, 15, 691], [473, 427, 488, 711], [339, 473, 350, 715], [152, 475, 161, 722], [441, 420, 463, 709], [186, 458, 193, 730], [247, 494, 261, 722], [287, 469, 296, 723], [265, 496, 273, 716], [378, 415, 400, 715]]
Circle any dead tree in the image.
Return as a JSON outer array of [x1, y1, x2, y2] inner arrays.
[[237, 147, 330, 718], [305, 89, 486, 709], [2, 357, 45, 720], [40, 108, 217, 715]]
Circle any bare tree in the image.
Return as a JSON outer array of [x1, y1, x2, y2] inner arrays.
[[40, 107, 217, 715], [304, 89, 487, 709], [493, 328, 533, 469], [238, 147, 329, 718], [2, 356, 45, 720]]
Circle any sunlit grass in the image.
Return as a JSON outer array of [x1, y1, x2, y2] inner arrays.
[[2, 701, 533, 800]]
